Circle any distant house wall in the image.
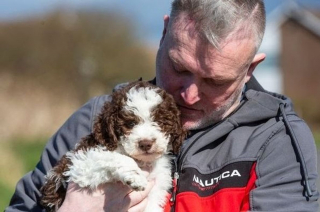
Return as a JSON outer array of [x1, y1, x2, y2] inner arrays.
[[281, 17, 320, 127]]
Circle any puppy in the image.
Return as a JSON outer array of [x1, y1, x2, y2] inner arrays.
[[40, 81, 186, 212]]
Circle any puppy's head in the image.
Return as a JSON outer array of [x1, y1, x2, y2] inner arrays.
[[93, 81, 186, 162]]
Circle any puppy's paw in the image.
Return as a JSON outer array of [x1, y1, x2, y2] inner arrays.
[[123, 172, 148, 191]]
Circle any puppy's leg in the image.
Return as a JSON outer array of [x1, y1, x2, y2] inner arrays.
[[64, 147, 148, 191], [144, 155, 172, 212], [114, 164, 148, 191], [40, 155, 71, 211]]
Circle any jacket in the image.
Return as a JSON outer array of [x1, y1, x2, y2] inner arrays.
[[5, 77, 319, 211]]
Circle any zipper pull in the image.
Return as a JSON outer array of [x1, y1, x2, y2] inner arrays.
[[169, 151, 180, 208], [170, 171, 179, 203]]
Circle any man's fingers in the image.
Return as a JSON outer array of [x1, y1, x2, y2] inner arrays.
[[127, 197, 148, 212], [103, 182, 132, 196], [127, 180, 155, 208]]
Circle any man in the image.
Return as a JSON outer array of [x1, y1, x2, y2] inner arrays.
[[6, 0, 319, 211]]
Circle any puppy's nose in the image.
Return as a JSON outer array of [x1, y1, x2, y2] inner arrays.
[[138, 140, 154, 151]]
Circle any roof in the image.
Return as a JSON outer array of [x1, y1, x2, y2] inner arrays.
[[270, 1, 320, 38]]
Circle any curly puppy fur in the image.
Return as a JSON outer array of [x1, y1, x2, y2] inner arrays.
[[40, 81, 186, 211]]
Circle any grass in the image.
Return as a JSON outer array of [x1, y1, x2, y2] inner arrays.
[[10, 137, 47, 173], [314, 132, 320, 149], [0, 181, 13, 211], [0, 137, 47, 211]]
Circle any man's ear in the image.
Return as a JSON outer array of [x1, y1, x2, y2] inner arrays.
[[159, 15, 170, 47], [245, 53, 266, 83]]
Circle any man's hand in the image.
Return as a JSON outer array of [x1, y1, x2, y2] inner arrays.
[[58, 173, 154, 212]]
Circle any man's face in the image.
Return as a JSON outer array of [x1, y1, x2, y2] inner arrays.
[[156, 14, 262, 130]]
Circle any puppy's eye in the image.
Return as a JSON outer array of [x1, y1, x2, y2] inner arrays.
[[125, 121, 136, 129]]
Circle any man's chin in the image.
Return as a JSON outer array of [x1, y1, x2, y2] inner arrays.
[[182, 119, 207, 130], [182, 116, 219, 130]]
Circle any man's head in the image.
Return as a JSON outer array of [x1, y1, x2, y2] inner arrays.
[[156, 0, 266, 130], [169, 0, 266, 52]]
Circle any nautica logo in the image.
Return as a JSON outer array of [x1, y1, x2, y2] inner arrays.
[[193, 169, 241, 187]]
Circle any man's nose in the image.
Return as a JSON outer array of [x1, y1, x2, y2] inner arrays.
[[181, 82, 201, 105]]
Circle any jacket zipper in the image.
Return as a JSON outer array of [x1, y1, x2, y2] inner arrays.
[[169, 151, 180, 212], [170, 158, 179, 203], [169, 100, 246, 211], [169, 127, 218, 212]]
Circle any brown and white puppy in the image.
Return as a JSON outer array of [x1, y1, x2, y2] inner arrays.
[[40, 81, 186, 212]]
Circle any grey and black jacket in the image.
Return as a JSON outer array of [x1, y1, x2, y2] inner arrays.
[[5, 77, 319, 212]]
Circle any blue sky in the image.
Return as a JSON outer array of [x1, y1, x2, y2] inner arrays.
[[1, 0, 320, 46]]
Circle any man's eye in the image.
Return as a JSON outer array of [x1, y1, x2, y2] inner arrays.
[[174, 67, 190, 75], [172, 63, 186, 73], [205, 78, 227, 87]]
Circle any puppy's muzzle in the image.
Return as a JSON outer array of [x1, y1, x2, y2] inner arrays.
[[138, 139, 155, 152]]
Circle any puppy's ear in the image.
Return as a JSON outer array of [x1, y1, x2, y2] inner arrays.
[[170, 122, 187, 154], [93, 101, 119, 151], [154, 90, 187, 154]]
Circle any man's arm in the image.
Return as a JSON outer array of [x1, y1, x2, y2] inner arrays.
[[5, 95, 109, 212], [251, 116, 319, 211]]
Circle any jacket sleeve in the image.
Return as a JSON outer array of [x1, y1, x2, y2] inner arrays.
[[5, 95, 110, 212], [251, 116, 319, 211]]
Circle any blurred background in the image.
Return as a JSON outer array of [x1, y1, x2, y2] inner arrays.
[[1, 0, 320, 210]]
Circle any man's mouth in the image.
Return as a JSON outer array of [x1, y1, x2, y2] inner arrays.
[[178, 104, 201, 113]]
